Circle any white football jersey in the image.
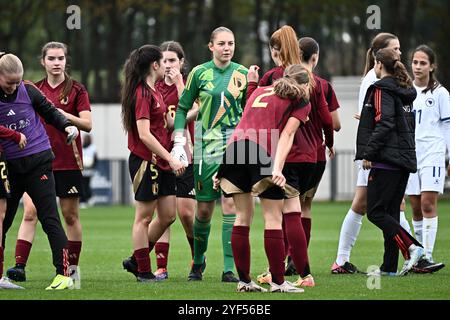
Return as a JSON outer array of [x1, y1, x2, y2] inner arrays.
[[358, 69, 378, 113], [413, 83, 450, 168]]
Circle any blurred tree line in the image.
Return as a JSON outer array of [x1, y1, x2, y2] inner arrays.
[[1, 0, 449, 103]]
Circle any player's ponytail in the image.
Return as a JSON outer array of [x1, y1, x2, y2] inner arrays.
[[413, 45, 440, 94], [274, 64, 312, 100], [375, 48, 412, 88], [363, 32, 398, 76], [121, 45, 162, 132], [269, 25, 301, 68], [41, 42, 73, 102]]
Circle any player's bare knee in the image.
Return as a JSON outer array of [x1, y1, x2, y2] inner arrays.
[[23, 212, 38, 225], [178, 209, 194, 222], [196, 208, 212, 221], [64, 213, 79, 227], [135, 214, 152, 226], [421, 201, 435, 216]]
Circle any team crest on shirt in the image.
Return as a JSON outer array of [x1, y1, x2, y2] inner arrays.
[[227, 70, 247, 99], [60, 96, 69, 105], [426, 98, 435, 107], [152, 182, 159, 195]]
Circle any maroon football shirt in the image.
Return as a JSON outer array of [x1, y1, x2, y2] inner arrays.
[[35, 78, 90, 170], [231, 85, 311, 156], [316, 76, 340, 162], [246, 66, 284, 101], [128, 83, 172, 170], [156, 79, 194, 163]]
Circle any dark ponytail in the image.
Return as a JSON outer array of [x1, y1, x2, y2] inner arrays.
[[375, 48, 412, 88], [121, 45, 162, 132]]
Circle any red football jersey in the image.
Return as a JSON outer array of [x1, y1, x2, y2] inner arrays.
[[35, 78, 91, 170], [316, 76, 340, 162], [156, 79, 194, 163], [246, 66, 284, 101], [231, 85, 310, 156], [127, 83, 172, 171]]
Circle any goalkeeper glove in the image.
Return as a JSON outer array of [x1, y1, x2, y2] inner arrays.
[[65, 126, 79, 145], [170, 135, 188, 167]]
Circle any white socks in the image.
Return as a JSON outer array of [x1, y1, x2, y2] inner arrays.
[[336, 209, 363, 266], [399, 211, 412, 235], [422, 217, 438, 261], [412, 219, 423, 244]]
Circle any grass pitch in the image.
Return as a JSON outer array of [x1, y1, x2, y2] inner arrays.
[[1, 200, 449, 300]]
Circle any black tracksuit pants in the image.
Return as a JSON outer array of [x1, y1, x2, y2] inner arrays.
[[2, 150, 68, 275], [366, 168, 409, 273]]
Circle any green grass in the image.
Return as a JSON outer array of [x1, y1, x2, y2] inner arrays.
[[1, 201, 450, 300]]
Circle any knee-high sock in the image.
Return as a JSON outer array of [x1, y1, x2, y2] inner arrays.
[[134, 247, 151, 273], [67, 240, 82, 266], [282, 215, 290, 258], [422, 217, 438, 261], [284, 213, 309, 277], [231, 226, 251, 282], [301, 217, 312, 247], [222, 214, 236, 273], [412, 219, 423, 244], [193, 217, 211, 265], [336, 208, 363, 266], [399, 211, 412, 235], [155, 242, 169, 269], [264, 229, 285, 285], [15, 239, 32, 266]]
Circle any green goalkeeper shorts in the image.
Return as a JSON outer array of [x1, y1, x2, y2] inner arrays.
[[193, 159, 221, 201]]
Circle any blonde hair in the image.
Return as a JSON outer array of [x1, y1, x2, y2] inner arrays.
[[0, 53, 24, 76], [273, 64, 312, 100], [209, 26, 234, 44]]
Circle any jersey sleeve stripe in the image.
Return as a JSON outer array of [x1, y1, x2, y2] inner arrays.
[[185, 65, 204, 91], [374, 88, 382, 122]]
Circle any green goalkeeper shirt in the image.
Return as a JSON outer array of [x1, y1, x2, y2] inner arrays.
[[174, 60, 248, 162]]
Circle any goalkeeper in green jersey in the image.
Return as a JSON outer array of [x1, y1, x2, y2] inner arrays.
[[172, 27, 248, 282]]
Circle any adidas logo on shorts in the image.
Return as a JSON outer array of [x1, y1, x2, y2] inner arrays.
[[68, 186, 79, 194]]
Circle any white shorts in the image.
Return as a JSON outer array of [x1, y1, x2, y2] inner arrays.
[[356, 161, 370, 187], [405, 166, 445, 195]]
